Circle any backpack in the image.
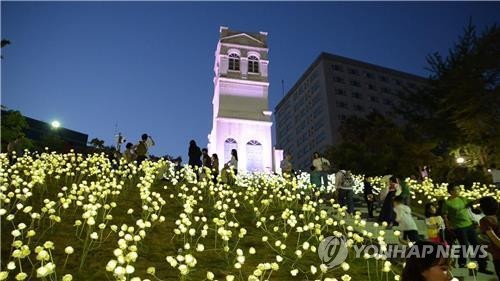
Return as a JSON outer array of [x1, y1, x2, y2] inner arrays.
[[342, 172, 355, 187], [136, 141, 147, 156]]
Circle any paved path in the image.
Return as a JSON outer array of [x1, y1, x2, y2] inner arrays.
[[321, 195, 497, 281]]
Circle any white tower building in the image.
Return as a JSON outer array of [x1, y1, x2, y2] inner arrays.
[[208, 26, 275, 172]]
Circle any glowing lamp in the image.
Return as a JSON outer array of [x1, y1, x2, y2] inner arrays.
[[51, 120, 61, 129]]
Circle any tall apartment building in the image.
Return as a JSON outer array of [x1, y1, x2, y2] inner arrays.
[[275, 52, 428, 170]]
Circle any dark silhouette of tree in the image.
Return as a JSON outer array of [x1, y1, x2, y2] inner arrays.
[[400, 22, 500, 172], [89, 138, 105, 149], [1, 39, 11, 59], [325, 111, 437, 177], [1, 108, 29, 150]]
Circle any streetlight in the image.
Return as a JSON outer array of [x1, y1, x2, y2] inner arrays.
[[51, 120, 61, 129], [456, 157, 465, 164]]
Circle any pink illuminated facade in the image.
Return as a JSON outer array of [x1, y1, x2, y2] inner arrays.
[[208, 27, 281, 172]]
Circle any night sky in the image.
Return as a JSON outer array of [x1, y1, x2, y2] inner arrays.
[[2, 2, 499, 160]]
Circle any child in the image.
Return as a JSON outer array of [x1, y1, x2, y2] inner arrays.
[[424, 203, 446, 245], [479, 196, 500, 280], [393, 195, 420, 243], [310, 166, 322, 188]]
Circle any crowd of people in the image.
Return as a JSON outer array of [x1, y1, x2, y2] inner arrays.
[[115, 133, 156, 166], [280, 152, 499, 280], [402, 191, 499, 281], [188, 139, 238, 184]]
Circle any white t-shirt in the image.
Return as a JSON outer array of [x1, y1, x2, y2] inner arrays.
[[312, 157, 330, 172], [228, 156, 238, 169], [394, 204, 418, 231]]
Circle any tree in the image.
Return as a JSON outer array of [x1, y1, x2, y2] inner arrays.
[[1, 109, 30, 151], [325, 111, 438, 177], [1, 39, 11, 59], [400, 22, 500, 173], [89, 138, 105, 149], [0, 39, 10, 48]]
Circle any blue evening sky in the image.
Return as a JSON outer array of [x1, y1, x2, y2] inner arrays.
[[2, 2, 499, 160]]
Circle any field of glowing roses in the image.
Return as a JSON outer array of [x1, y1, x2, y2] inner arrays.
[[1, 151, 499, 281]]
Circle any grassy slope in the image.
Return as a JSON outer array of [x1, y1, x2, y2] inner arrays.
[[1, 159, 398, 281]]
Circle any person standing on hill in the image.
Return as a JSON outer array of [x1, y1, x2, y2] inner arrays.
[[123, 142, 136, 163], [393, 195, 420, 243], [223, 149, 238, 185], [336, 170, 355, 214], [280, 153, 293, 177], [202, 148, 212, 169], [443, 185, 492, 274], [211, 153, 219, 184], [136, 134, 155, 165], [379, 176, 401, 228], [312, 152, 331, 187], [227, 149, 238, 175], [188, 140, 202, 168], [200, 148, 212, 180]]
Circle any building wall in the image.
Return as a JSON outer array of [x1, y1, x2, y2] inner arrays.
[[214, 118, 273, 172], [275, 52, 428, 170]]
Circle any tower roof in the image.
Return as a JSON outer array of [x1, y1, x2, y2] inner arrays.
[[219, 26, 268, 48]]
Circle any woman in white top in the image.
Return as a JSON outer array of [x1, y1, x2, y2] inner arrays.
[[312, 152, 331, 187], [227, 149, 238, 175]]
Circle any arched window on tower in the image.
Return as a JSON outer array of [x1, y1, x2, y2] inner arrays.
[[248, 55, 259, 73], [228, 53, 240, 71], [246, 140, 263, 171], [224, 138, 238, 163]]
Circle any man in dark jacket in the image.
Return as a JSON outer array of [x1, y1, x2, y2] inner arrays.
[[188, 140, 202, 167]]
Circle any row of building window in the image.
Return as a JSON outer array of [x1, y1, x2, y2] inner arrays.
[[277, 79, 322, 132], [278, 104, 324, 140], [335, 98, 394, 110], [333, 88, 395, 105], [331, 64, 419, 89], [332, 75, 410, 97], [276, 69, 321, 122], [228, 53, 259, 73]]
